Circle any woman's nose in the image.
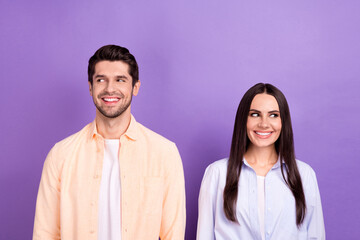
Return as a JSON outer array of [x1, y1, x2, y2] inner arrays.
[[258, 118, 269, 128]]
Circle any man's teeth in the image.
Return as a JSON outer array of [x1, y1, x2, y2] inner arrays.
[[103, 98, 119, 102], [256, 132, 271, 136]]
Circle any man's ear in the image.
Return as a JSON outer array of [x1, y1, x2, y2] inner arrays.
[[88, 81, 93, 96], [132, 80, 141, 96]]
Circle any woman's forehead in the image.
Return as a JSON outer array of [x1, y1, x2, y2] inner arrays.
[[250, 94, 279, 111]]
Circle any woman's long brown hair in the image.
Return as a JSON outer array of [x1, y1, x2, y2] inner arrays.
[[223, 83, 306, 227]]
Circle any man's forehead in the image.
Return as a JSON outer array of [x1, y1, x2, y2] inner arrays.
[[94, 60, 130, 75]]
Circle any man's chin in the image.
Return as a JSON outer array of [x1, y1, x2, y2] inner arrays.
[[100, 111, 123, 119], [96, 106, 130, 119]]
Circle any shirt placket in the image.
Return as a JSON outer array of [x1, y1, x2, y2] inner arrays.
[[264, 167, 278, 240], [119, 136, 128, 239], [248, 168, 263, 240], [89, 135, 104, 238]]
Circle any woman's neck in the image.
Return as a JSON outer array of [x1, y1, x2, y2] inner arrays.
[[244, 144, 278, 176]]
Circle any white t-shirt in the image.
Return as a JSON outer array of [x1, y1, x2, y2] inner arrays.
[[98, 139, 121, 240]]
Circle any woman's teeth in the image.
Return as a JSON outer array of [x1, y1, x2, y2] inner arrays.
[[255, 132, 271, 136]]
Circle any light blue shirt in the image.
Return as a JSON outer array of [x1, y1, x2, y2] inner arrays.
[[197, 158, 325, 240]]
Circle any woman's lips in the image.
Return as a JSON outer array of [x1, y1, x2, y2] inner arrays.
[[254, 131, 273, 139]]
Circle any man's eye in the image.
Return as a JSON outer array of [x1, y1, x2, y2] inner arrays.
[[97, 79, 104, 82], [250, 113, 259, 117], [117, 79, 125, 82]]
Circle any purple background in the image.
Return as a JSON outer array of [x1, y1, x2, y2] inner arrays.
[[1, 1, 359, 239]]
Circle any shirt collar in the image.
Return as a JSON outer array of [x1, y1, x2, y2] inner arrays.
[[89, 114, 138, 141], [243, 156, 284, 170], [124, 115, 138, 141], [272, 159, 282, 169]]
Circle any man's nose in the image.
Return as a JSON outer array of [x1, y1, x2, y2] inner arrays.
[[105, 80, 116, 92]]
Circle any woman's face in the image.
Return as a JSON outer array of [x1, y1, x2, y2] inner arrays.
[[246, 93, 282, 149]]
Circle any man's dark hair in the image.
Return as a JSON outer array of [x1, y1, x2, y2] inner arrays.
[[88, 45, 139, 86]]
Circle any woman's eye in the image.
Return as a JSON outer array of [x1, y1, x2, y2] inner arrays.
[[270, 113, 279, 118], [250, 113, 259, 117]]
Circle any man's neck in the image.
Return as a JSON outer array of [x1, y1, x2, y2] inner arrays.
[[95, 109, 131, 139]]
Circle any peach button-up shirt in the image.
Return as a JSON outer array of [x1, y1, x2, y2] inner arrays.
[[33, 115, 186, 240]]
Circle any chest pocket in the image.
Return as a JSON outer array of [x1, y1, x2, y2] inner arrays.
[[140, 177, 164, 215]]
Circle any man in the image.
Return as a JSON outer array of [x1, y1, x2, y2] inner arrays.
[[33, 45, 186, 240]]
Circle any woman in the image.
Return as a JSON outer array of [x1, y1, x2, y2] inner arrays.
[[197, 83, 325, 240]]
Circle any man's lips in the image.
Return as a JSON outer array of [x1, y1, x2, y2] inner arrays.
[[101, 97, 120, 103]]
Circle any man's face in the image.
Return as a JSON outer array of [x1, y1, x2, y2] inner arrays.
[[89, 60, 140, 119]]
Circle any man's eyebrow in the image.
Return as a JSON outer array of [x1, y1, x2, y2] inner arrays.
[[94, 74, 106, 78], [116, 75, 128, 79], [94, 74, 128, 79]]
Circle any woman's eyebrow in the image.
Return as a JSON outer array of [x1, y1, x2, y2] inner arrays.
[[249, 109, 280, 113]]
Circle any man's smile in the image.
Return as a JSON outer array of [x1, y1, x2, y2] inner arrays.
[[102, 97, 120, 103]]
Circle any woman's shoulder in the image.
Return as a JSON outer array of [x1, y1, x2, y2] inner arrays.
[[200, 158, 229, 191], [202, 158, 229, 181], [205, 158, 228, 173], [296, 159, 316, 176], [295, 160, 321, 204], [295, 159, 319, 188]]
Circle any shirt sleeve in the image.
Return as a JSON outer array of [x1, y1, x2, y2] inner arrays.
[[33, 147, 61, 240], [306, 168, 326, 240], [196, 164, 217, 240], [159, 143, 186, 240]]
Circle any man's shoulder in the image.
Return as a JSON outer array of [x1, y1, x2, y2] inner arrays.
[[52, 122, 93, 152], [44, 122, 92, 170], [135, 121, 175, 147]]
